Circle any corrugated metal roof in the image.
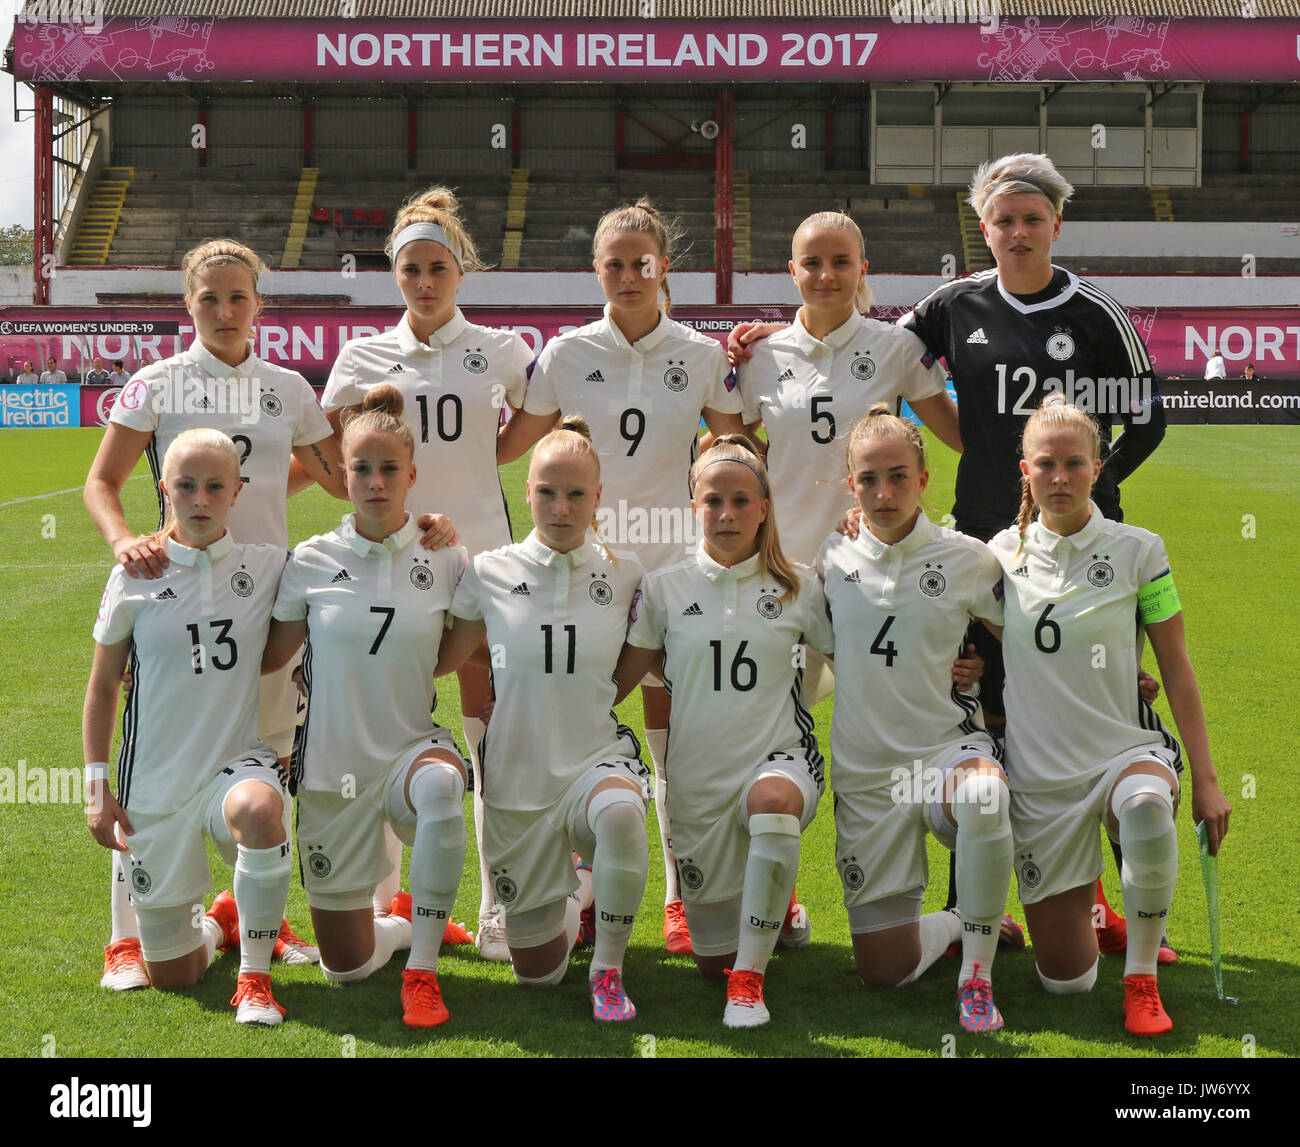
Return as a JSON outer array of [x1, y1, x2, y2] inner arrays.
[[26, 2, 1300, 18]]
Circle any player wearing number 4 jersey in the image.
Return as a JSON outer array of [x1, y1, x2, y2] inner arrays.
[[990, 395, 1230, 1037], [263, 387, 471, 1027], [84, 430, 292, 1025], [617, 436, 831, 1027], [439, 418, 651, 1022], [817, 406, 1012, 1032], [322, 188, 535, 963], [498, 201, 747, 954]]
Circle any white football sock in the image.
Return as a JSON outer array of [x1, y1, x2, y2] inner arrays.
[[952, 771, 1013, 986], [320, 914, 410, 983], [588, 789, 649, 977], [110, 851, 138, 943], [372, 822, 404, 916], [645, 728, 679, 904], [461, 716, 495, 922], [406, 762, 467, 974], [234, 843, 292, 976], [1118, 792, 1178, 978], [898, 911, 963, 986], [735, 813, 801, 975], [200, 916, 223, 968]]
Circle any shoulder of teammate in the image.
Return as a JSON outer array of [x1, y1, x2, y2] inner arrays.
[[93, 564, 138, 644], [1072, 275, 1153, 374], [899, 271, 989, 344], [108, 356, 175, 427]]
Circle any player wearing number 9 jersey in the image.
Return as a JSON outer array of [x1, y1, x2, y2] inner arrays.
[[817, 405, 1012, 1032], [322, 188, 535, 962], [616, 436, 831, 1028], [262, 386, 471, 1028], [439, 417, 651, 1022], [84, 429, 293, 1025], [497, 200, 747, 953], [989, 394, 1230, 1036]]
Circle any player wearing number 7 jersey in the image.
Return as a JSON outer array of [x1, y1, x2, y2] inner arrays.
[[989, 395, 1230, 1036], [616, 436, 832, 1028]]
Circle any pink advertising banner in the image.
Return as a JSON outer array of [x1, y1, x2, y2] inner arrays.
[[5, 304, 1298, 389], [11, 17, 1300, 84]]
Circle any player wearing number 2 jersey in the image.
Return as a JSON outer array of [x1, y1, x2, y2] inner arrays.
[[439, 418, 651, 1022], [617, 437, 831, 1028], [262, 387, 470, 1027], [989, 395, 1229, 1037]]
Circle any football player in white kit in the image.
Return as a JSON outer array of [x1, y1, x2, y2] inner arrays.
[[83, 239, 342, 989], [321, 188, 534, 963], [817, 406, 1012, 1032], [84, 429, 293, 1025], [615, 437, 832, 1027], [438, 418, 651, 1021], [261, 386, 471, 1027], [990, 395, 1230, 1036], [495, 201, 747, 954]]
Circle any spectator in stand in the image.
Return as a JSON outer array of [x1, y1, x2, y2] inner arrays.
[[40, 356, 68, 384], [1203, 348, 1226, 381], [15, 360, 39, 384], [109, 360, 131, 386], [85, 356, 114, 386], [1243, 364, 1262, 382]]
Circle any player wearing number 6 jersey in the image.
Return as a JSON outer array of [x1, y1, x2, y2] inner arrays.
[[497, 201, 747, 954], [438, 418, 651, 1022], [84, 429, 292, 1025], [616, 436, 831, 1028], [262, 387, 470, 1027], [322, 188, 535, 963], [817, 406, 1012, 1032], [990, 395, 1230, 1036]]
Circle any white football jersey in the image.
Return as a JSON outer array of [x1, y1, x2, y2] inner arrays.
[[111, 342, 332, 548], [450, 530, 644, 812], [92, 533, 284, 815], [272, 514, 467, 794], [522, 305, 743, 572], [626, 548, 832, 820], [739, 311, 947, 562], [322, 310, 533, 556], [817, 512, 1004, 793], [989, 504, 1183, 794]]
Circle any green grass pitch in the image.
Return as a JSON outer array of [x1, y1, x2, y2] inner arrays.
[[0, 424, 1295, 1059]]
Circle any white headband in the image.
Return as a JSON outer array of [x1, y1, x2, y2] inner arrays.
[[392, 222, 463, 268]]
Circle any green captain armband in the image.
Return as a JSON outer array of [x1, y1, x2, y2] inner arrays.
[[1138, 571, 1182, 623]]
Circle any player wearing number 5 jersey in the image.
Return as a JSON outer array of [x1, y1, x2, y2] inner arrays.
[[322, 188, 535, 963], [616, 437, 831, 1028], [989, 395, 1230, 1036], [84, 429, 293, 1025], [438, 418, 651, 1022], [817, 406, 1012, 1032], [262, 387, 471, 1027], [497, 201, 747, 954]]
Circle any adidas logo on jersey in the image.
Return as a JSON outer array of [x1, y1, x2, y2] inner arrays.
[[152, 587, 178, 600], [967, 328, 989, 345], [843, 570, 861, 583], [386, 363, 404, 375], [510, 582, 531, 596], [585, 370, 605, 383], [681, 602, 703, 616], [332, 568, 353, 583], [1011, 565, 1029, 578], [776, 367, 795, 383]]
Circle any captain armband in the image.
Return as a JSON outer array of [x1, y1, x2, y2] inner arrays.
[[1137, 571, 1181, 624]]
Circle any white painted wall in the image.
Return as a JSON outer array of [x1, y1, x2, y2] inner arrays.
[[1054, 222, 1300, 259], [0, 265, 34, 304]]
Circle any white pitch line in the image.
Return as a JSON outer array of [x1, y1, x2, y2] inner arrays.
[[0, 474, 149, 509]]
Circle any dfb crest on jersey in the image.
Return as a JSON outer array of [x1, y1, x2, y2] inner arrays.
[[589, 572, 613, 605], [1019, 856, 1041, 890], [307, 849, 332, 878], [131, 865, 152, 894], [842, 862, 865, 892], [494, 872, 518, 904], [260, 391, 283, 417], [850, 355, 876, 381], [1046, 331, 1075, 361], [679, 862, 704, 891], [757, 594, 783, 619], [230, 570, 255, 597], [410, 563, 434, 590], [464, 350, 488, 374], [1086, 557, 1114, 587], [663, 363, 689, 392], [919, 563, 946, 597]]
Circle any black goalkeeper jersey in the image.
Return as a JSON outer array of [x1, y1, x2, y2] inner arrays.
[[901, 266, 1166, 540]]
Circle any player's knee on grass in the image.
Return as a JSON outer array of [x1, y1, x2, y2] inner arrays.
[[848, 892, 924, 986], [506, 900, 571, 984], [686, 896, 742, 978], [1037, 957, 1098, 995], [137, 902, 208, 988]]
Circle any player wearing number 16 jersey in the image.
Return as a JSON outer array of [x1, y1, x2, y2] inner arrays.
[[617, 437, 831, 1028], [439, 418, 650, 1022]]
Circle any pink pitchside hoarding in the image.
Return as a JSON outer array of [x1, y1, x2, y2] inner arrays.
[[11, 17, 1300, 84]]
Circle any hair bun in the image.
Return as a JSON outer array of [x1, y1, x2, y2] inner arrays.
[[559, 414, 592, 440], [864, 402, 891, 419], [711, 433, 758, 457], [361, 383, 405, 419]]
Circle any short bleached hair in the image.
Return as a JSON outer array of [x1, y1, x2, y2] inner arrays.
[[969, 153, 1074, 220]]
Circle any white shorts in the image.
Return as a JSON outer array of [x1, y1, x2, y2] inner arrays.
[[484, 756, 651, 918], [258, 654, 303, 760], [298, 730, 465, 911], [1011, 744, 1180, 905], [834, 736, 1000, 911], [671, 748, 823, 908], [124, 750, 284, 911]]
